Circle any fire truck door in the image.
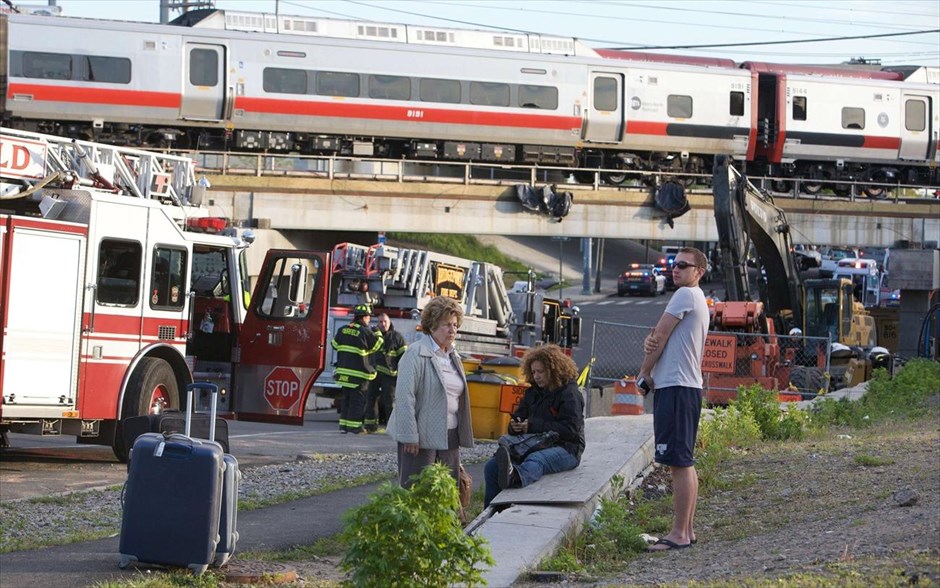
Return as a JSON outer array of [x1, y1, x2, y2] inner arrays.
[[1, 218, 85, 414], [234, 250, 330, 425], [80, 203, 149, 418]]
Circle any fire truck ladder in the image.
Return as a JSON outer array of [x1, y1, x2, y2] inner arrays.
[[1, 126, 197, 207], [332, 242, 516, 336]]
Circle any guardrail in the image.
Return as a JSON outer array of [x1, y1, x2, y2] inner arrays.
[[180, 150, 937, 204]]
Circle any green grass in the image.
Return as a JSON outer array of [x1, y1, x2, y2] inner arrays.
[[853, 453, 895, 467]]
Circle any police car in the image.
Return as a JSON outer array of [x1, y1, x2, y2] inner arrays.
[[617, 264, 666, 296]]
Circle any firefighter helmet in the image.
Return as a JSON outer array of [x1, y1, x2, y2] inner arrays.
[[352, 304, 373, 317]]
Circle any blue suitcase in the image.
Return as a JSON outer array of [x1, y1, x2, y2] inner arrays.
[[119, 382, 233, 574]]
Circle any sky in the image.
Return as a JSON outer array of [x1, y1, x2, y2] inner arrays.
[[17, 0, 940, 67]]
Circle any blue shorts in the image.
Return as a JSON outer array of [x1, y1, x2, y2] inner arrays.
[[652, 385, 702, 467]]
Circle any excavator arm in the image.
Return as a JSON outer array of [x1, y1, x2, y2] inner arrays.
[[712, 155, 803, 331]]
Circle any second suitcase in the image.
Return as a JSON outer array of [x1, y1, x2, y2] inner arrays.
[[122, 411, 230, 458]]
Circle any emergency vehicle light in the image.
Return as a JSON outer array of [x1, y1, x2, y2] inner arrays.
[[187, 217, 228, 233]]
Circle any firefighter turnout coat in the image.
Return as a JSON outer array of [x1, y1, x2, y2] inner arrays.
[[331, 321, 383, 388]]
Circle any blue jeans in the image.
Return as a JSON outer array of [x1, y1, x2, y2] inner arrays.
[[483, 446, 579, 507]]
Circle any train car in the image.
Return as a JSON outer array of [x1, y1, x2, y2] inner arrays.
[[0, 10, 751, 183], [1, 9, 937, 193], [744, 62, 940, 195]]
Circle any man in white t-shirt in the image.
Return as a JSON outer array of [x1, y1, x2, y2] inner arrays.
[[638, 247, 710, 551]]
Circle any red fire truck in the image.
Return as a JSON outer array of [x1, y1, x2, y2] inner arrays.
[[1, 128, 332, 459]]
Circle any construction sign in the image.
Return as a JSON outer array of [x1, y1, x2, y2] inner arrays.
[[702, 334, 736, 374]]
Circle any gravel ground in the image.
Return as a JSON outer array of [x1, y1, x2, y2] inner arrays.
[[0, 441, 498, 553]]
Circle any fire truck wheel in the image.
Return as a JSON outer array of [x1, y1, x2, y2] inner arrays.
[[112, 358, 181, 461], [126, 358, 181, 416]]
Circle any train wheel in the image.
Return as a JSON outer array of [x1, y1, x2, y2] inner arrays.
[[863, 186, 888, 199], [802, 181, 823, 195], [601, 171, 628, 185], [112, 357, 180, 462], [771, 179, 792, 193], [572, 170, 596, 184]]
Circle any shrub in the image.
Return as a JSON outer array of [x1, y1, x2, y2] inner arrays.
[[339, 463, 493, 588], [732, 384, 807, 441], [696, 404, 762, 489], [812, 359, 940, 429]]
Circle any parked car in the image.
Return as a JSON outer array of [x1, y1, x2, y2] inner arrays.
[[618, 264, 666, 296]]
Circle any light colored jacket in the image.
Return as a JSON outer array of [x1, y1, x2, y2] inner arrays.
[[386, 334, 474, 450]]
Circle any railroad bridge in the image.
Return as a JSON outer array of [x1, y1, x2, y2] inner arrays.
[[198, 158, 939, 247]]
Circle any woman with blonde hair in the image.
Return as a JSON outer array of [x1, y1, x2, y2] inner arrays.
[[386, 296, 474, 487], [482, 344, 585, 507]]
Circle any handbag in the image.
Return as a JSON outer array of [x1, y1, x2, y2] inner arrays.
[[497, 431, 560, 463], [458, 464, 472, 508]]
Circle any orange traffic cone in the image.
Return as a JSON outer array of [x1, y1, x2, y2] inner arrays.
[[612, 377, 645, 415]]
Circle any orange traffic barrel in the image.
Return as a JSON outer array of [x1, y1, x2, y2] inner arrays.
[[612, 377, 645, 415]]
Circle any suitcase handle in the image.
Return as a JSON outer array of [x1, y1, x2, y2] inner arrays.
[[185, 382, 219, 443]]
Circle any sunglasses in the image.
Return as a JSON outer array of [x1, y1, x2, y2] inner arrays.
[[672, 261, 702, 270]]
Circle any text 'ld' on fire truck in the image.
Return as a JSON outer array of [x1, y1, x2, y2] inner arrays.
[[707, 155, 890, 404], [1, 128, 334, 459], [311, 242, 581, 401]]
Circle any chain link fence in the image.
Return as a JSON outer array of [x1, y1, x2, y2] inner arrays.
[[589, 320, 832, 406]]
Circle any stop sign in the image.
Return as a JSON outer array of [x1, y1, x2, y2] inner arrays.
[[264, 366, 302, 411]]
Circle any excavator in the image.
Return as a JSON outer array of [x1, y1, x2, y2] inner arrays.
[[709, 155, 880, 402]]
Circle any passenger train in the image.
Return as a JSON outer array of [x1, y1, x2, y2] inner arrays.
[[1, 9, 938, 194]]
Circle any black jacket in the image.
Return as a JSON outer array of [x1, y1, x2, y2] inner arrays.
[[375, 325, 408, 376], [331, 320, 383, 387], [512, 380, 585, 462]]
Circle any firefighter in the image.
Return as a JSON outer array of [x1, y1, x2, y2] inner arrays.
[[332, 304, 383, 434], [364, 313, 408, 433]]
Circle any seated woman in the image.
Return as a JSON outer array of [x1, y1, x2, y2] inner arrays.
[[483, 344, 585, 507]]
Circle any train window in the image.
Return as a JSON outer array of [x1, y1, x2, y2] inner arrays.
[[470, 82, 510, 107], [792, 96, 807, 121], [593, 77, 617, 112], [729, 91, 745, 116], [905, 100, 926, 132], [21, 51, 72, 80], [518, 85, 558, 110], [317, 71, 360, 97], [86, 56, 131, 84], [97, 239, 142, 307], [420, 78, 461, 104], [842, 107, 865, 130], [190, 49, 219, 87], [667, 95, 693, 118], [368, 75, 411, 101], [150, 246, 187, 310], [263, 68, 308, 95]]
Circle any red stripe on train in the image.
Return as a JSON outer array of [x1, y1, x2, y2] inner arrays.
[[863, 136, 901, 150], [235, 97, 582, 131], [625, 120, 669, 136], [8, 83, 181, 109]]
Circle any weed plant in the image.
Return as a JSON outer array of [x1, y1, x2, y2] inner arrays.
[[339, 463, 493, 587], [811, 359, 940, 428]]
